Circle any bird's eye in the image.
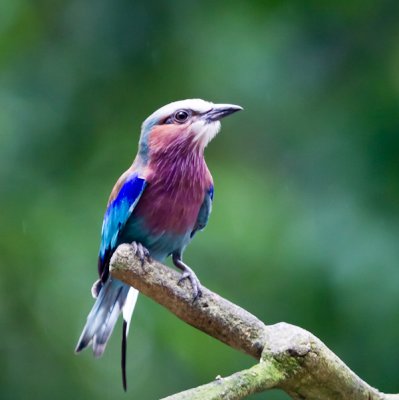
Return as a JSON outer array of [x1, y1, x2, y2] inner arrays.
[[173, 110, 190, 123]]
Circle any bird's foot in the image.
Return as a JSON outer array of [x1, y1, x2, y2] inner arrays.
[[173, 255, 202, 301], [130, 241, 151, 266], [178, 269, 203, 301]]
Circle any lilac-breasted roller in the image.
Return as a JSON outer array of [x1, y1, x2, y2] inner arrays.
[[75, 99, 242, 389]]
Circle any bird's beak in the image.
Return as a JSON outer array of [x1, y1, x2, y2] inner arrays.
[[203, 104, 243, 122]]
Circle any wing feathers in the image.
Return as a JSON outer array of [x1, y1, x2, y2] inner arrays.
[[98, 173, 146, 278]]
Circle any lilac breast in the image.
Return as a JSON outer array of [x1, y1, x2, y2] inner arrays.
[[133, 149, 211, 235]]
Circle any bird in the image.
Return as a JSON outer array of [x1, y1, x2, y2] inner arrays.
[[75, 98, 242, 390]]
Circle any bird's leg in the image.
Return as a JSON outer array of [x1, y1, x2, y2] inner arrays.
[[130, 241, 151, 266], [172, 253, 202, 300]]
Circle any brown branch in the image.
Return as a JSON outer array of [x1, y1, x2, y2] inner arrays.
[[110, 244, 399, 400]]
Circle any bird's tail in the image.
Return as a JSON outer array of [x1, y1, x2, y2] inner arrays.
[[75, 278, 139, 388]]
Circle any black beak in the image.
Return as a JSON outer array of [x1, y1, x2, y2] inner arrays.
[[203, 103, 243, 122]]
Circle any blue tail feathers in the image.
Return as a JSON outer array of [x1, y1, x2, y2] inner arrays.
[[75, 278, 130, 357]]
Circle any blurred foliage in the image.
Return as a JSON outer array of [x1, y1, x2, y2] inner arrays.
[[1, 0, 399, 399]]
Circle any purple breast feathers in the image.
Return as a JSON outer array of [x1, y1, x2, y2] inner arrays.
[[134, 141, 212, 235]]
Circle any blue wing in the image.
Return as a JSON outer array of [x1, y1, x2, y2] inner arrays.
[[98, 172, 146, 280], [191, 185, 214, 238]]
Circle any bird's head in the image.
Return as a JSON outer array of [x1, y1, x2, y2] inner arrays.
[[138, 99, 242, 161]]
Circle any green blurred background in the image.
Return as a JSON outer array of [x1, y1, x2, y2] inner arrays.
[[2, 0, 399, 399]]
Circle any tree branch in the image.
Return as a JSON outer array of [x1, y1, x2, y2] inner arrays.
[[110, 244, 399, 400]]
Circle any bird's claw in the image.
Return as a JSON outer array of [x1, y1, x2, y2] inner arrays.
[[130, 241, 151, 266], [178, 270, 203, 301]]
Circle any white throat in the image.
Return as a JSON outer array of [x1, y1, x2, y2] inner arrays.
[[191, 120, 221, 148]]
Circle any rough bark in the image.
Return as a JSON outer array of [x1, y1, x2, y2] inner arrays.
[[110, 243, 399, 400]]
